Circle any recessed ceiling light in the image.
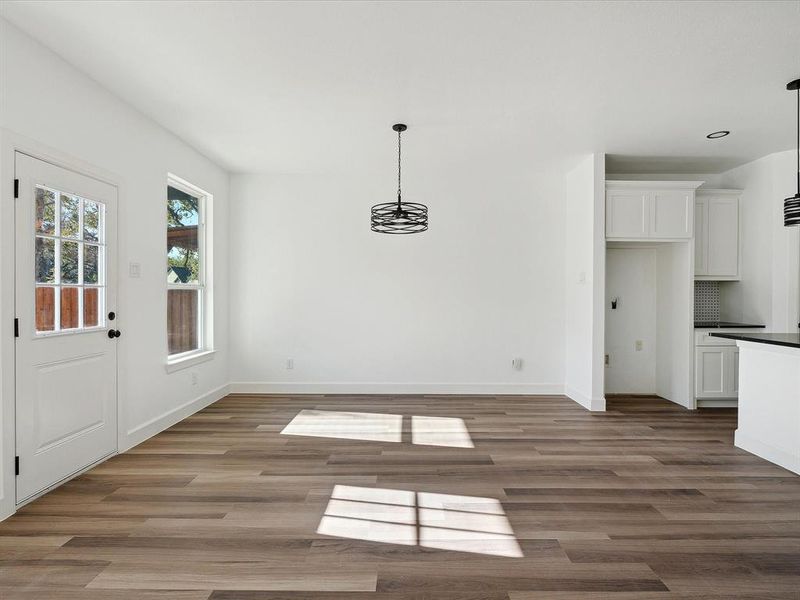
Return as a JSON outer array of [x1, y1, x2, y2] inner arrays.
[[706, 130, 730, 139]]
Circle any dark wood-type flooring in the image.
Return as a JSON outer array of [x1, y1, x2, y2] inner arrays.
[[1, 394, 799, 599]]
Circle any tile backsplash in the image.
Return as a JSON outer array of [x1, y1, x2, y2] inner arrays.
[[694, 281, 720, 322]]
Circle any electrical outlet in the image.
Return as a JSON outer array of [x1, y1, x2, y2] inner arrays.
[[635, 340, 643, 351], [511, 357, 523, 371], [129, 262, 141, 278], [191, 371, 198, 386], [286, 358, 294, 370], [605, 354, 610, 367]]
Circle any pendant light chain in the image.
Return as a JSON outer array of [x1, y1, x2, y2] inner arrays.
[[397, 127, 402, 204]]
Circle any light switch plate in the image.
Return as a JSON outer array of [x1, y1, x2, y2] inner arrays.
[[129, 262, 141, 278]]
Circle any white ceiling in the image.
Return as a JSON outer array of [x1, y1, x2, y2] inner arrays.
[[2, 1, 799, 175]]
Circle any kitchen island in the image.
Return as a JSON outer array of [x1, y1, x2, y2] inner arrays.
[[711, 332, 800, 474]]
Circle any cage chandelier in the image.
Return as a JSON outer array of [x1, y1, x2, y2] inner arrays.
[[371, 124, 428, 234]]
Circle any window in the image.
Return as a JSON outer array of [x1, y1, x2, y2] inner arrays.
[[166, 176, 212, 360], [34, 185, 106, 334]]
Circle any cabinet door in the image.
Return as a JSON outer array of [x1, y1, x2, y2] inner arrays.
[[706, 197, 739, 278], [651, 190, 692, 238], [695, 347, 727, 398], [694, 199, 708, 276], [606, 190, 648, 239]]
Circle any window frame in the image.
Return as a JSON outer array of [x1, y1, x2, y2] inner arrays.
[[166, 174, 214, 367]]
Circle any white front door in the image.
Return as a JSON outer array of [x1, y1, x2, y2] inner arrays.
[[14, 152, 118, 503]]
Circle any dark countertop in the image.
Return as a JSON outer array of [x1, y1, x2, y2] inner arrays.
[[710, 332, 800, 349], [695, 321, 766, 329]]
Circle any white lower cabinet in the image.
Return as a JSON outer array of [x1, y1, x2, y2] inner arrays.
[[695, 345, 739, 399]]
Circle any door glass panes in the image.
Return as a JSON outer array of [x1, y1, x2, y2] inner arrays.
[[33, 185, 106, 334], [61, 240, 79, 283], [35, 187, 56, 234], [84, 288, 99, 327], [35, 287, 55, 332], [60, 193, 80, 238], [83, 201, 99, 242], [60, 287, 79, 329], [84, 244, 99, 284], [35, 237, 55, 283]]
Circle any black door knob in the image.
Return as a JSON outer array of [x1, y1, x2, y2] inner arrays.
[[108, 311, 116, 321], [107, 329, 116, 339], [114, 329, 121, 338]]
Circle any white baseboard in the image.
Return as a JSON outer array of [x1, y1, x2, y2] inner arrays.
[[120, 383, 230, 452], [229, 381, 564, 396], [735, 430, 800, 475], [697, 398, 738, 408], [565, 386, 606, 411]]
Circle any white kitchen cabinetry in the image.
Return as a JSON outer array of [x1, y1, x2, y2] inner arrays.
[[695, 346, 739, 398], [695, 330, 746, 400], [606, 181, 702, 241], [606, 189, 648, 238], [695, 190, 741, 280]]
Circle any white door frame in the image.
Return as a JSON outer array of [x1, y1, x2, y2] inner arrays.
[[0, 129, 124, 520]]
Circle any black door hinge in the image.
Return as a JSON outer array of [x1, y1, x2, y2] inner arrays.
[[15, 456, 19, 476], [14, 318, 19, 338], [13, 179, 19, 199]]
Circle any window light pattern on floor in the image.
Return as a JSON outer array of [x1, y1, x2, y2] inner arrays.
[[281, 410, 473, 448], [316, 485, 523, 558], [280, 410, 403, 443], [411, 415, 474, 448]]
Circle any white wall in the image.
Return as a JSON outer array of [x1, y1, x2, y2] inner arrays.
[[229, 167, 566, 394], [718, 150, 800, 332], [563, 154, 606, 410], [0, 19, 230, 519], [605, 247, 657, 393], [655, 242, 694, 408]]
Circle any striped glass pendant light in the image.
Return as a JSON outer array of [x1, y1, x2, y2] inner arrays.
[[785, 78, 800, 227]]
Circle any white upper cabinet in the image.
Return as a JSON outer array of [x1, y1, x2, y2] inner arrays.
[[695, 200, 708, 273], [605, 181, 702, 240], [651, 189, 693, 238], [606, 189, 648, 238], [695, 190, 740, 280]]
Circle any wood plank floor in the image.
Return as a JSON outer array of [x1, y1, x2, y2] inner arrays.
[[2, 394, 799, 599]]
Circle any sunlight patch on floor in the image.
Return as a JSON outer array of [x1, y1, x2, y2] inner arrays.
[[411, 415, 474, 448], [280, 409, 403, 443], [281, 410, 474, 448], [316, 485, 523, 558]]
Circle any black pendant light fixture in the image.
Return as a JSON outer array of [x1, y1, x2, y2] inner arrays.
[[371, 124, 428, 234], [785, 78, 800, 227]]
